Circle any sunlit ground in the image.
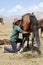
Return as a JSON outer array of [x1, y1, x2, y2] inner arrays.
[[0, 24, 43, 65]]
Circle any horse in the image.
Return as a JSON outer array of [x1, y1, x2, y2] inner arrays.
[[13, 13, 41, 52], [21, 13, 41, 50], [0, 18, 4, 25]]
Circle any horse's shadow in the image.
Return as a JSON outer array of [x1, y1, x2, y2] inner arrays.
[[23, 44, 41, 55]]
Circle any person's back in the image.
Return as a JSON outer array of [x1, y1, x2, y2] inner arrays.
[[10, 24, 24, 42]]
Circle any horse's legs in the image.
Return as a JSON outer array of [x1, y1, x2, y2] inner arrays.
[[31, 33, 34, 49], [19, 35, 26, 52], [34, 30, 40, 49], [17, 36, 25, 52], [32, 29, 40, 50], [22, 35, 26, 46], [27, 38, 29, 48], [41, 27, 43, 37], [19, 34, 26, 48]]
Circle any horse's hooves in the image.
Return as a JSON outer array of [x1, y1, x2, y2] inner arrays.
[[37, 49, 41, 55], [31, 47, 41, 55], [27, 46, 29, 49]]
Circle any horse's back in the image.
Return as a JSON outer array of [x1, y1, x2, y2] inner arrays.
[[22, 13, 31, 31]]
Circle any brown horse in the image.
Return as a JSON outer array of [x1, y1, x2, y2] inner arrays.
[[13, 13, 41, 51], [21, 13, 43, 32], [0, 18, 4, 25]]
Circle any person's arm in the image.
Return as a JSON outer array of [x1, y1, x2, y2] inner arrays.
[[16, 26, 24, 33], [16, 26, 30, 34], [23, 31, 30, 34]]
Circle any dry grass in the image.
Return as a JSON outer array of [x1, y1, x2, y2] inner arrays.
[[0, 24, 43, 65], [0, 24, 12, 39]]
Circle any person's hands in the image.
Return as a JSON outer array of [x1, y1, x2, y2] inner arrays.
[[23, 31, 30, 34]]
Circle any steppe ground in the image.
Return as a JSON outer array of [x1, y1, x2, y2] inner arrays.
[[0, 24, 43, 65]]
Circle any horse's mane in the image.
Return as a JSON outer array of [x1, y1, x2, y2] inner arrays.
[[22, 13, 34, 18]]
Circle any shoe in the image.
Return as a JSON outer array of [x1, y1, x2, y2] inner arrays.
[[19, 48, 23, 53]]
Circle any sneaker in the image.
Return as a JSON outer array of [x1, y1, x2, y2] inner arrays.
[[19, 48, 23, 53]]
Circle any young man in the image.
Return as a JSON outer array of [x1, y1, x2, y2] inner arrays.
[[4, 18, 29, 53]]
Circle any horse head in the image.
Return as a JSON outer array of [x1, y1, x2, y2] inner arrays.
[[0, 18, 4, 25]]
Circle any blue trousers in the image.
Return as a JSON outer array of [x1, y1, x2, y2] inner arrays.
[[4, 41, 18, 53], [4, 38, 23, 53]]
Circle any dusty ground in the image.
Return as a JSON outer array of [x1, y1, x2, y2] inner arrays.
[[0, 24, 43, 65], [0, 38, 43, 65]]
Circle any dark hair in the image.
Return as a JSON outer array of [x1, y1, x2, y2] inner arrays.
[[15, 20, 21, 25], [12, 22, 15, 25]]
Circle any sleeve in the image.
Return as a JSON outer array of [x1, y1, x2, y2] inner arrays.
[[16, 26, 24, 33]]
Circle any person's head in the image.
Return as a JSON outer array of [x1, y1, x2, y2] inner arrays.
[[13, 18, 22, 27], [13, 18, 18, 25]]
